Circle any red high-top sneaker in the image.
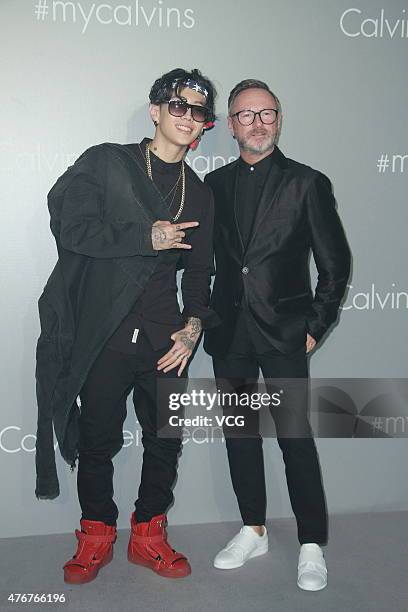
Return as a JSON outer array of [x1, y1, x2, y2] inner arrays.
[[127, 512, 191, 579], [63, 519, 117, 584]]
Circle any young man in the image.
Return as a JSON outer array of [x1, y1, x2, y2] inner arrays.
[[204, 79, 351, 591], [35, 68, 219, 583]]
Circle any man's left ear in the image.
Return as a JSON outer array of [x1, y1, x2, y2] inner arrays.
[[149, 103, 160, 126]]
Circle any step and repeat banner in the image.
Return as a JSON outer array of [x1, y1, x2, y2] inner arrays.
[[1, 0, 407, 537]]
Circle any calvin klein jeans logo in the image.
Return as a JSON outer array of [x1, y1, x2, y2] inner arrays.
[[341, 284, 408, 311], [0, 142, 77, 173], [186, 154, 237, 176], [340, 8, 408, 38]]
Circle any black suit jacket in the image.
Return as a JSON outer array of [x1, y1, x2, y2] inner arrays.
[[203, 146, 351, 356]]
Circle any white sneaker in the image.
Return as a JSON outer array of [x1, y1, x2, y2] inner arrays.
[[297, 543, 327, 591], [213, 525, 268, 569]]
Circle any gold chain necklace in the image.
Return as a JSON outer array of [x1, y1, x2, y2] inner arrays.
[[163, 172, 181, 201], [145, 143, 185, 222]]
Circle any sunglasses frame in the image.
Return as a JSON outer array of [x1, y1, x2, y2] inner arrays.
[[231, 108, 279, 126], [167, 98, 210, 123]]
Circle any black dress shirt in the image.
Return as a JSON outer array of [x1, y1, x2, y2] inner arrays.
[[106, 138, 218, 353], [235, 148, 278, 250], [231, 147, 282, 354]]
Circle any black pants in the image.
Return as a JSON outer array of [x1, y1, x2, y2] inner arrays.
[[77, 332, 187, 526], [212, 313, 328, 545]]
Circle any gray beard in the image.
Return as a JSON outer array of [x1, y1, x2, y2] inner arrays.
[[236, 132, 276, 155]]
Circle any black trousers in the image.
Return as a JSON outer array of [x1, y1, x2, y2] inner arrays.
[[212, 312, 328, 545], [77, 332, 187, 526]]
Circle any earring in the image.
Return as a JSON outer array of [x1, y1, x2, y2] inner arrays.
[[189, 134, 202, 151], [153, 120, 158, 127]]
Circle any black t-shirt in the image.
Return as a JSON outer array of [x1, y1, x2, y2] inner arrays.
[[106, 138, 218, 353]]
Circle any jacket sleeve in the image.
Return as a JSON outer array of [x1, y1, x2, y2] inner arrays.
[[51, 146, 157, 259], [35, 287, 62, 500], [180, 184, 221, 330], [305, 173, 351, 342]]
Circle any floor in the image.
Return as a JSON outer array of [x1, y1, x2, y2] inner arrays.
[[1, 511, 407, 612]]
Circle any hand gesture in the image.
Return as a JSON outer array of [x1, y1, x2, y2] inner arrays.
[[151, 220, 199, 251]]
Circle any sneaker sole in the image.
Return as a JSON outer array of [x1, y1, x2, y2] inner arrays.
[[297, 579, 327, 591], [214, 544, 269, 569]]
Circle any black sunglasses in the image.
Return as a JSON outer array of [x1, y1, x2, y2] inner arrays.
[[167, 98, 210, 123]]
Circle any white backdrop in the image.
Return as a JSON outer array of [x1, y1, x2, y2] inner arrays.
[[1, 0, 407, 537]]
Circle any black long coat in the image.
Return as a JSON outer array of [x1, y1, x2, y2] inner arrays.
[[35, 142, 188, 499]]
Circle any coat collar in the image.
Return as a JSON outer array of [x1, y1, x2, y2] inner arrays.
[[227, 145, 288, 173]]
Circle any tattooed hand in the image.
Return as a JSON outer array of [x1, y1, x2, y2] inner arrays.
[[157, 317, 202, 376], [151, 220, 199, 251]]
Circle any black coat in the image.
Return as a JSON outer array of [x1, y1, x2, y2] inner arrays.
[[203, 146, 351, 356], [35, 142, 203, 499]]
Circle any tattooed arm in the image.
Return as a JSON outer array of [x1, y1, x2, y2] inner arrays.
[[185, 316, 202, 339], [156, 185, 219, 376]]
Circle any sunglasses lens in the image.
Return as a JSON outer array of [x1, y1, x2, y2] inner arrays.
[[191, 106, 208, 123], [168, 99, 209, 123], [168, 100, 187, 117]]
